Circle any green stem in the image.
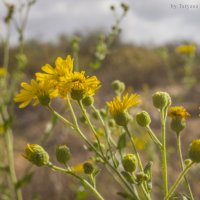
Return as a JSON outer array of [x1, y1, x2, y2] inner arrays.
[[164, 162, 194, 200], [5, 129, 23, 200], [160, 110, 168, 196], [78, 101, 104, 156], [146, 126, 162, 148], [177, 134, 194, 200], [124, 126, 151, 200], [47, 163, 104, 200], [47, 105, 75, 129], [124, 126, 143, 171]]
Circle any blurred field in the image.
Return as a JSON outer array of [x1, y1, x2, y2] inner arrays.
[[1, 35, 200, 199]]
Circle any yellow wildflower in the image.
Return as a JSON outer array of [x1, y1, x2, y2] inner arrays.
[[59, 71, 101, 99], [168, 106, 190, 119], [107, 93, 140, 116], [14, 79, 58, 108], [36, 55, 74, 84], [175, 44, 196, 54], [0, 68, 7, 76]]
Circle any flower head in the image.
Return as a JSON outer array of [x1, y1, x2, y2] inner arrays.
[[36, 55, 74, 84], [59, 71, 101, 100], [175, 44, 196, 54], [168, 106, 190, 119], [14, 79, 58, 108], [107, 93, 140, 116], [23, 144, 49, 166]]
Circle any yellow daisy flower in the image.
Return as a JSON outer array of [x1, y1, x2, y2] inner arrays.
[[14, 79, 58, 108], [107, 93, 141, 116], [168, 106, 190, 119], [59, 71, 101, 100], [175, 44, 196, 54], [0, 67, 7, 76], [36, 55, 74, 84]]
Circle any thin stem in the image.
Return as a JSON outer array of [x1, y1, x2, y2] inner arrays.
[[124, 126, 151, 200], [5, 129, 23, 200], [47, 105, 75, 129], [177, 134, 194, 200], [124, 126, 143, 171], [160, 110, 168, 196], [164, 162, 194, 200], [146, 126, 162, 148], [78, 101, 104, 156], [47, 163, 104, 200]]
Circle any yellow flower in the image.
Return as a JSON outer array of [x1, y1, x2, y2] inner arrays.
[[36, 55, 74, 84], [14, 79, 58, 108], [0, 67, 7, 76], [59, 71, 101, 99], [107, 93, 141, 116], [168, 106, 190, 119], [36, 55, 100, 99], [175, 44, 196, 54]]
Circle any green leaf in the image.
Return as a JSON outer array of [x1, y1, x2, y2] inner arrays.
[[117, 133, 126, 150], [15, 172, 34, 189]]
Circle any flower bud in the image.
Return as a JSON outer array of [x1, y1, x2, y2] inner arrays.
[[108, 119, 116, 127], [114, 111, 130, 127], [83, 162, 94, 174], [152, 92, 171, 110], [122, 154, 137, 172], [79, 116, 87, 123], [112, 80, 125, 94], [23, 144, 49, 167], [38, 94, 50, 106], [184, 159, 192, 166], [189, 139, 200, 163], [170, 118, 186, 134], [136, 111, 151, 127], [99, 109, 107, 118], [56, 145, 71, 164], [136, 172, 149, 184], [71, 89, 85, 101], [82, 96, 94, 106]]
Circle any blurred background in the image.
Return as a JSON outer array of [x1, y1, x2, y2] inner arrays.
[[0, 0, 200, 199]]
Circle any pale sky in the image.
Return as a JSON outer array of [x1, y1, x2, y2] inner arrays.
[[1, 0, 200, 46]]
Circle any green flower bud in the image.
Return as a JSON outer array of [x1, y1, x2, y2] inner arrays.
[[23, 144, 49, 167], [108, 119, 116, 127], [71, 89, 85, 101], [121, 3, 129, 12], [99, 109, 107, 118], [112, 80, 125, 94], [152, 91, 171, 110], [56, 145, 71, 164], [79, 116, 86, 123], [83, 162, 94, 174], [136, 172, 149, 184], [38, 94, 50, 106], [82, 96, 94, 106], [170, 118, 186, 134], [92, 111, 99, 120], [122, 154, 137, 172], [189, 139, 200, 163], [136, 111, 151, 127], [114, 111, 130, 127], [184, 159, 192, 166]]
